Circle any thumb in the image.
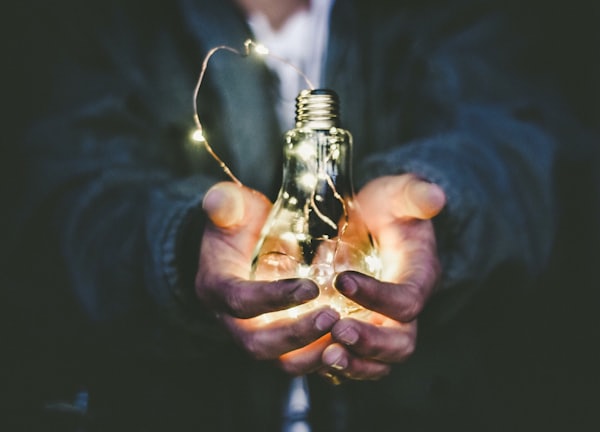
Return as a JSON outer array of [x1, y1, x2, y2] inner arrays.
[[398, 175, 446, 219], [202, 182, 272, 229], [202, 182, 246, 228], [359, 175, 446, 221]]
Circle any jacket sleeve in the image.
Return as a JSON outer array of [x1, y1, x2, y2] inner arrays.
[[355, 2, 561, 326], [17, 4, 231, 358]]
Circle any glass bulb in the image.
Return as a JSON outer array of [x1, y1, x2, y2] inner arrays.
[[251, 90, 381, 322]]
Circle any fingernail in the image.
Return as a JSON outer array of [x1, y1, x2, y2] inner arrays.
[[323, 347, 348, 371], [292, 281, 319, 303], [336, 273, 358, 296], [315, 310, 339, 331], [415, 182, 446, 218], [202, 183, 244, 227], [336, 325, 359, 346]]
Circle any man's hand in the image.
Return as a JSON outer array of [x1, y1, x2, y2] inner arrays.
[[320, 174, 446, 382], [196, 182, 340, 374]]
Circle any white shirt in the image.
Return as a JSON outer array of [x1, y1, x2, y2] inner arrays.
[[247, 0, 335, 131]]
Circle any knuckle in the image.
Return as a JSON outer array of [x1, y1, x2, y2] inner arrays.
[[285, 331, 305, 347], [396, 334, 416, 361], [285, 325, 313, 348], [403, 300, 422, 322], [398, 284, 424, 322], [368, 343, 392, 362], [356, 333, 376, 354], [242, 334, 269, 360], [225, 288, 248, 318], [403, 339, 416, 358]]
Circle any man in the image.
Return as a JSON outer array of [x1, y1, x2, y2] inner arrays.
[[7, 0, 592, 430]]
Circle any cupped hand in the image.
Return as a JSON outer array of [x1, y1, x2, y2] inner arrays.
[[196, 182, 340, 375], [320, 174, 446, 382]]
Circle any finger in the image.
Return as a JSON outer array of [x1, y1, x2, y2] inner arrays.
[[331, 318, 417, 363], [358, 175, 446, 222], [198, 182, 271, 280], [221, 306, 339, 361], [321, 343, 391, 381], [397, 175, 446, 220], [278, 334, 333, 376], [202, 181, 272, 228], [202, 182, 245, 227], [335, 271, 425, 322], [206, 277, 319, 319]]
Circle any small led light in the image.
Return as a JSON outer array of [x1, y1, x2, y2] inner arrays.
[[296, 143, 316, 161], [330, 146, 340, 160], [364, 254, 383, 274], [292, 219, 307, 235], [297, 265, 311, 278], [253, 43, 270, 56], [191, 129, 206, 143], [295, 233, 308, 241], [280, 232, 297, 243], [299, 173, 318, 189]]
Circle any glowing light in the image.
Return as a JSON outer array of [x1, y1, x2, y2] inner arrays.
[[191, 129, 206, 143], [330, 146, 340, 160], [296, 143, 316, 161], [299, 173, 318, 189], [297, 265, 311, 278], [287, 307, 300, 319], [364, 254, 383, 274], [253, 43, 270, 56], [295, 233, 308, 241], [292, 218, 307, 235], [280, 232, 297, 243], [324, 249, 335, 263]]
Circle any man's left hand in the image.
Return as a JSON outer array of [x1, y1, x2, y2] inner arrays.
[[320, 174, 446, 382]]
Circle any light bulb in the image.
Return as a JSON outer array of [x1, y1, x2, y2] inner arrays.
[[251, 89, 381, 322]]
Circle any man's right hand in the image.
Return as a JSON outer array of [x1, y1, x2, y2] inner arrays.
[[195, 182, 340, 375]]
